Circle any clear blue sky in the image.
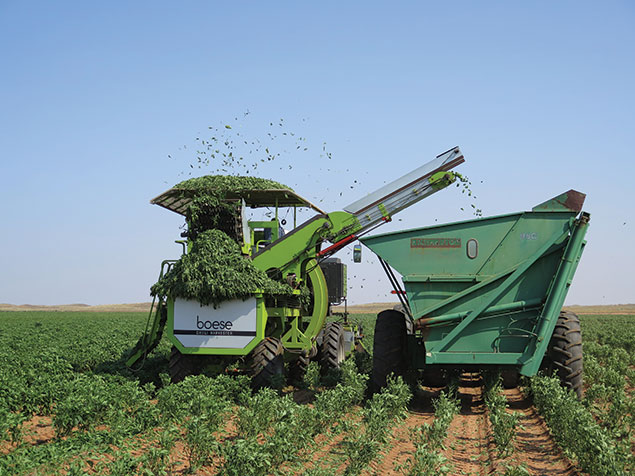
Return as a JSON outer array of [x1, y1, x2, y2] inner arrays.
[[1, 1, 633, 306]]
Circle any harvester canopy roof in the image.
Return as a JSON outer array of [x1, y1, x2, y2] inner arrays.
[[151, 182, 326, 215]]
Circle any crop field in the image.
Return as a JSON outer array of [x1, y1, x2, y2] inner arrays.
[[0, 310, 633, 476]]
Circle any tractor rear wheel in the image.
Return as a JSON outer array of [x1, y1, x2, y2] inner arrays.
[[169, 346, 200, 383], [544, 310, 584, 398], [321, 322, 346, 371], [371, 309, 407, 393], [250, 337, 284, 390]]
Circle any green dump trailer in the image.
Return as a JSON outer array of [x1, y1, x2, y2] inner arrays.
[[362, 190, 589, 397]]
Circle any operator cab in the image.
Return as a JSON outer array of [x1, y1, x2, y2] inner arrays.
[[249, 219, 285, 252]]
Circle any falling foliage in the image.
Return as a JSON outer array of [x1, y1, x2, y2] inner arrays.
[[176, 112, 333, 179], [454, 172, 483, 217]]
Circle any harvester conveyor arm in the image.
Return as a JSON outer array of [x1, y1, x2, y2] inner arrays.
[[252, 147, 465, 276], [342, 147, 464, 235]]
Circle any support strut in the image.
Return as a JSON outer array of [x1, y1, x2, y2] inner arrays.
[[378, 256, 412, 318]]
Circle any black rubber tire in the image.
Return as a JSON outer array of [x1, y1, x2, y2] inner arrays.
[[250, 337, 284, 390], [320, 322, 346, 371], [169, 346, 200, 383], [371, 309, 407, 393], [287, 351, 311, 383], [422, 367, 448, 387], [392, 304, 414, 334], [545, 310, 584, 398], [500, 369, 520, 389]]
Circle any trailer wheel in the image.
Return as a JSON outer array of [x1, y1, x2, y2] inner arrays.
[[422, 367, 448, 387], [501, 369, 520, 389], [250, 337, 284, 390], [371, 309, 407, 393], [545, 310, 583, 398], [321, 322, 346, 371], [169, 346, 200, 383], [393, 304, 414, 334]]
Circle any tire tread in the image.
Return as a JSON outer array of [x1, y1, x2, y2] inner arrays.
[[545, 310, 584, 398]]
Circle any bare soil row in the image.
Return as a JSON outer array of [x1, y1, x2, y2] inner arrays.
[[363, 373, 578, 476]]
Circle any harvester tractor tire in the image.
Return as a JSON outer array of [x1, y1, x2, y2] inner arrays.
[[371, 309, 407, 393], [169, 346, 200, 383], [287, 350, 311, 384], [545, 310, 583, 398], [250, 337, 284, 390], [320, 322, 346, 372]]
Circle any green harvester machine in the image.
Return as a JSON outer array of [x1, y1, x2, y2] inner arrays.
[[128, 144, 589, 395], [363, 189, 589, 397], [127, 147, 466, 386]]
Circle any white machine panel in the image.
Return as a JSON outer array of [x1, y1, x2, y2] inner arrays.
[[173, 297, 258, 349]]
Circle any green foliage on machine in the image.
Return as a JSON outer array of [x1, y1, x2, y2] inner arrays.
[[151, 229, 292, 306], [174, 175, 291, 194], [175, 175, 292, 238], [187, 196, 240, 239]]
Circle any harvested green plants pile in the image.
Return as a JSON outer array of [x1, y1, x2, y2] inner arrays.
[[151, 229, 291, 307], [176, 175, 290, 238], [151, 175, 294, 306], [174, 175, 289, 194]]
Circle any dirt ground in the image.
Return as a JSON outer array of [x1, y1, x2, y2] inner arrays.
[[358, 373, 578, 476], [3, 376, 582, 475]]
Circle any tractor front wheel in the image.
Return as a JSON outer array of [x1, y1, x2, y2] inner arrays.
[[169, 346, 200, 383], [320, 322, 346, 372], [371, 309, 407, 393], [544, 310, 584, 398], [288, 350, 312, 384], [250, 337, 284, 390]]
